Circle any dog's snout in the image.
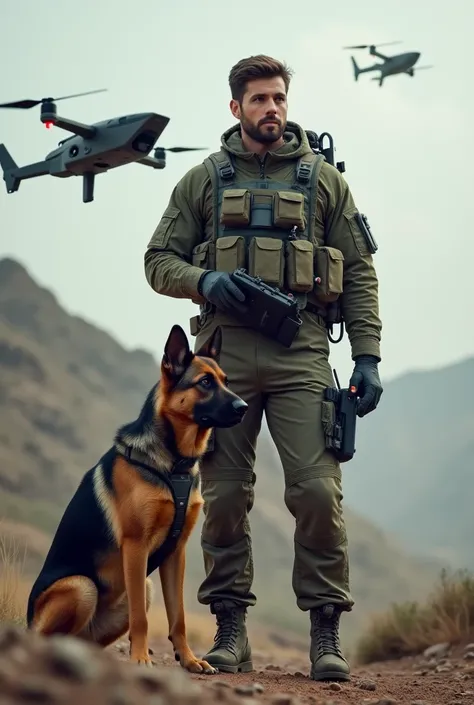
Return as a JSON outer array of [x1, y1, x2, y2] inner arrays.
[[194, 393, 248, 429], [232, 398, 248, 417]]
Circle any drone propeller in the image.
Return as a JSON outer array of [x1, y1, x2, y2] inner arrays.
[[160, 146, 207, 153], [342, 41, 402, 49], [412, 65, 433, 70], [0, 88, 107, 110]]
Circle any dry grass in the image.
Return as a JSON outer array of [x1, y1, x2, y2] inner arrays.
[[354, 568, 474, 664], [0, 520, 27, 626]]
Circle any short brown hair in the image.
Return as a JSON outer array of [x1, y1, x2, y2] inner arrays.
[[228, 55, 294, 102]]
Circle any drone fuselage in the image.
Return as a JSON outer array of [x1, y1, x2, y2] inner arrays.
[[357, 50, 421, 78], [44, 112, 170, 178], [377, 51, 420, 76]]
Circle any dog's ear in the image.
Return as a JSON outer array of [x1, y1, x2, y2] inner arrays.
[[162, 325, 193, 379], [195, 326, 222, 361]]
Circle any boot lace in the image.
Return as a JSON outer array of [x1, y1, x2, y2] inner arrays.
[[312, 604, 343, 657], [212, 608, 240, 655]]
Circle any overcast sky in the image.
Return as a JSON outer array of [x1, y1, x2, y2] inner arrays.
[[1, 0, 472, 383]]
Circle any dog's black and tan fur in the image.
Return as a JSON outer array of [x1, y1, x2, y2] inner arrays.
[[26, 324, 247, 672]]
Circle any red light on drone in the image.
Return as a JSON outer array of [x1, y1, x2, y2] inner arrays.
[[44, 121, 54, 129]]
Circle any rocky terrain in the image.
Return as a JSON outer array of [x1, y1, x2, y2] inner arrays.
[[0, 624, 473, 705]]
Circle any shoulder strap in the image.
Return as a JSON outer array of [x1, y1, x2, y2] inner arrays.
[[295, 152, 325, 241], [203, 150, 235, 241]]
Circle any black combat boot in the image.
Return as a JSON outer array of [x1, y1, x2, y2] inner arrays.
[[201, 599, 253, 673], [309, 603, 350, 681]]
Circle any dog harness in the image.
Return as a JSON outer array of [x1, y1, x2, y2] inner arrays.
[[117, 444, 196, 575]]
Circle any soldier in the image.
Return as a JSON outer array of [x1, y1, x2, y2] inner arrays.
[[144, 54, 383, 682]]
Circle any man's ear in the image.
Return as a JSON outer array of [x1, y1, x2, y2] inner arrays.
[[162, 324, 193, 379], [195, 326, 222, 361], [230, 98, 241, 120]]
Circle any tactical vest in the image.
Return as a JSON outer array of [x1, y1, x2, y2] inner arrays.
[[204, 148, 322, 306], [191, 145, 346, 343]]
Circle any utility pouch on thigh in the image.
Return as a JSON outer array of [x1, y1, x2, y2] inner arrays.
[[285, 239, 314, 292], [314, 246, 344, 302], [220, 188, 251, 227], [273, 191, 305, 230], [249, 236, 284, 287], [321, 400, 337, 451], [215, 235, 246, 272], [321, 387, 358, 463], [192, 240, 215, 270]]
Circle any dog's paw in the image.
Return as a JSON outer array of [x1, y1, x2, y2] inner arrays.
[[130, 653, 153, 667], [197, 659, 219, 675], [182, 657, 218, 675]]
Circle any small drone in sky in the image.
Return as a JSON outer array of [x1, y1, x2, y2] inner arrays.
[[0, 89, 206, 203], [343, 41, 433, 86]]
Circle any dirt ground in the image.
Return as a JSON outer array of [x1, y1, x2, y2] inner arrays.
[[0, 624, 473, 705]]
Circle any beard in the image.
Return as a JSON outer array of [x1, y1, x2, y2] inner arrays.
[[240, 113, 286, 144]]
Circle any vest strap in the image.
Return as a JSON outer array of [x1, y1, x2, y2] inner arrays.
[[115, 444, 195, 574]]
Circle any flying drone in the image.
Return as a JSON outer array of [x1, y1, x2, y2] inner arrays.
[[0, 89, 206, 203], [343, 41, 433, 86]]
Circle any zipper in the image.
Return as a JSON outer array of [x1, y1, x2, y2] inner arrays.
[[256, 154, 267, 178]]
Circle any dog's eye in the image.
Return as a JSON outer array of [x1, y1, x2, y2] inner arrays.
[[198, 375, 213, 388]]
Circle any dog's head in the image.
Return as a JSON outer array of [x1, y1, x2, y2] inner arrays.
[[159, 324, 248, 429]]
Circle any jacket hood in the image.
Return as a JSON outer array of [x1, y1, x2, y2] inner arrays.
[[220, 121, 313, 162]]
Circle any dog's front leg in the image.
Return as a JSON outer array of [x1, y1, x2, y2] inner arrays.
[[122, 538, 152, 666], [159, 543, 217, 675]]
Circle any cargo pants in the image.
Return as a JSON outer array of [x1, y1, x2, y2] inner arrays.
[[193, 309, 354, 614]]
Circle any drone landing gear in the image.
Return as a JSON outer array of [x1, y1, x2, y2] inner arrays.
[[83, 172, 95, 203]]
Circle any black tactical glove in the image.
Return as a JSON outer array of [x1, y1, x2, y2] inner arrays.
[[349, 354, 383, 418], [198, 271, 247, 314]]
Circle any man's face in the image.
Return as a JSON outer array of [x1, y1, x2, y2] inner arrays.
[[230, 76, 288, 145]]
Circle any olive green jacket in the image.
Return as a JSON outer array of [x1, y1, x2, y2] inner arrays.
[[144, 122, 382, 360]]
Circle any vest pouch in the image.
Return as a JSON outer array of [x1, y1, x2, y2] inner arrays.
[[249, 237, 284, 287], [314, 246, 344, 302], [285, 239, 315, 292], [215, 235, 246, 273], [273, 190, 305, 230], [192, 240, 215, 270], [220, 188, 251, 227]]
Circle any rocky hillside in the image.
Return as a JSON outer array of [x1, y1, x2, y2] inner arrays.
[[0, 257, 441, 648]]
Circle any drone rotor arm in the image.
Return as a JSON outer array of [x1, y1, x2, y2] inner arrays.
[[136, 155, 166, 169], [42, 115, 96, 139]]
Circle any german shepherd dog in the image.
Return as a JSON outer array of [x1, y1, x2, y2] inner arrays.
[[26, 324, 247, 673]]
